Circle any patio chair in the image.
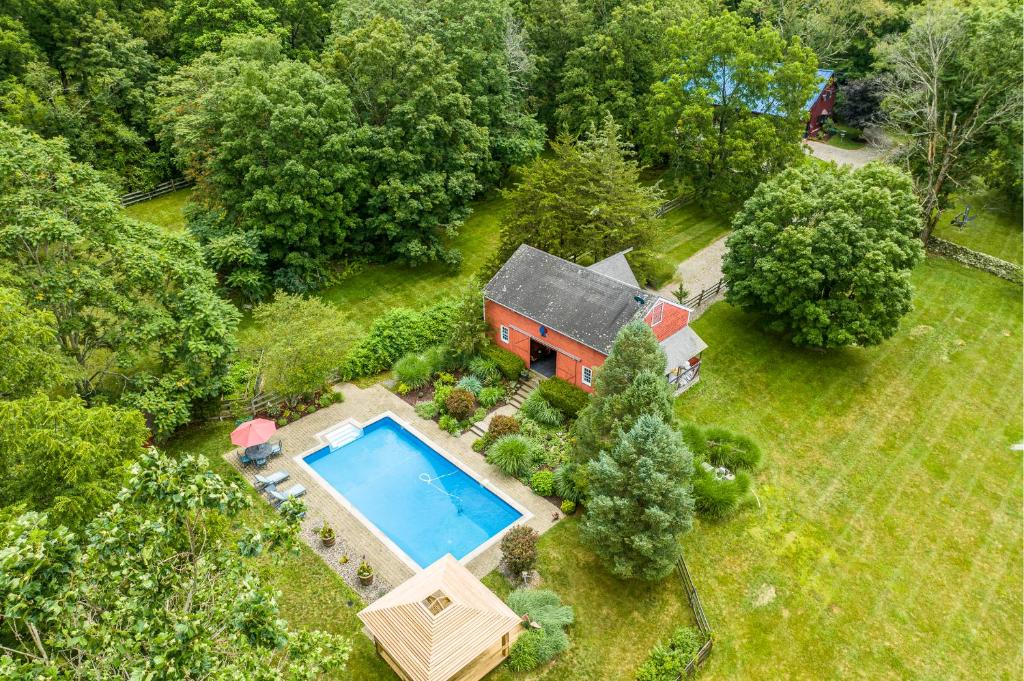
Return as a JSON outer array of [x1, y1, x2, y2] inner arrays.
[[254, 470, 289, 490], [268, 483, 306, 506], [267, 441, 283, 457]]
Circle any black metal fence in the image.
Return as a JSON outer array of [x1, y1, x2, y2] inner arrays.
[[676, 554, 714, 677], [119, 177, 193, 207]]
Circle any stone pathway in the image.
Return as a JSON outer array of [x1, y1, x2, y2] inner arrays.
[[225, 383, 559, 600], [803, 139, 886, 168]]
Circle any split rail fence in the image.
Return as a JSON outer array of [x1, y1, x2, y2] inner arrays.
[[682, 278, 726, 310], [676, 554, 714, 677], [119, 177, 193, 207]]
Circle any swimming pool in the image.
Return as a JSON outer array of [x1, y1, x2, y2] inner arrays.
[[301, 414, 525, 569]]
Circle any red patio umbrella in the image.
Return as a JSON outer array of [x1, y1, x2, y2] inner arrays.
[[231, 418, 277, 449]]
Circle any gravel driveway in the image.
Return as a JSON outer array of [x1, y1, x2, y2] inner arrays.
[[655, 235, 730, 318], [803, 140, 886, 168]]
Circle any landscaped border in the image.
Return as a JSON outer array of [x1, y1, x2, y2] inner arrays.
[[293, 410, 534, 573]]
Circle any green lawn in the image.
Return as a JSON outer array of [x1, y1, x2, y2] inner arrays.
[[654, 202, 731, 264], [824, 123, 867, 150], [932, 193, 1022, 265], [677, 257, 1023, 679], [124, 189, 191, 231]]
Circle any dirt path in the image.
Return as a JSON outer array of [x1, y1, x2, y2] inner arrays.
[[654, 235, 730, 317], [803, 140, 886, 168]]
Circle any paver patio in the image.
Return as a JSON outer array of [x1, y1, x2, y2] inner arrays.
[[225, 383, 560, 594]]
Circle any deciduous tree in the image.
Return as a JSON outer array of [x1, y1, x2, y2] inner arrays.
[[0, 287, 75, 399], [647, 11, 818, 209], [723, 162, 924, 348], [581, 414, 695, 580]]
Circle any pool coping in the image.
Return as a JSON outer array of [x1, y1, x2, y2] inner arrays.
[[293, 410, 534, 573]]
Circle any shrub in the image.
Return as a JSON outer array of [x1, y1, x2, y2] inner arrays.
[[538, 377, 590, 419], [472, 437, 487, 452], [519, 390, 562, 427], [488, 414, 520, 439], [468, 356, 501, 385], [433, 385, 453, 411], [340, 298, 458, 379], [501, 525, 538, 574], [438, 414, 461, 435], [395, 382, 411, 395], [422, 345, 450, 374], [415, 401, 439, 420], [702, 426, 762, 470], [626, 249, 676, 288], [530, 470, 555, 496], [472, 407, 488, 423], [507, 630, 541, 672], [679, 422, 707, 455], [505, 589, 574, 667], [455, 375, 483, 396], [635, 626, 703, 681], [265, 403, 282, 418], [691, 466, 752, 520], [316, 393, 332, 409], [393, 352, 432, 389], [553, 463, 584, 503], [435, 372, 455, 386], [482, 343, 526, 380], [560, 499, 576, 514], [444, 388, 477, 420], [478, 386, 504, 408], [487, 435, 537, 476], [276, 417, 287, 427]]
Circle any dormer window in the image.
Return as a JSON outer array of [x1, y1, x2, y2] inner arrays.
[[423, 590, 452, 616]]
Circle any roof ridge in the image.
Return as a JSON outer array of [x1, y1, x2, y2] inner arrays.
[[517, 244, 644, 294]]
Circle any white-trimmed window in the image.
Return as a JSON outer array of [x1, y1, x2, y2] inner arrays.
[[651, 302, 664, 326], [500, 325, 510, 343], [582, 366, 593, 386]]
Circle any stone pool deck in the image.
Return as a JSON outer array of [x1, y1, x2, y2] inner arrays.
[[225, 383, 560, 597]]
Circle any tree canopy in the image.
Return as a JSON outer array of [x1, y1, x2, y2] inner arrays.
[[647, 11, 818, 210], [723, 162, 924, 348]]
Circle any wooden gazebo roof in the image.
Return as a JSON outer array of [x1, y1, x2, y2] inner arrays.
[[358, 554, 522, 681]]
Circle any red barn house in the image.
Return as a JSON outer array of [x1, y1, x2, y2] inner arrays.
[[484, 245, 707, 393]]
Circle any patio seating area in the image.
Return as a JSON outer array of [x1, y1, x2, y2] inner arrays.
[[225, 382, 559, 599]]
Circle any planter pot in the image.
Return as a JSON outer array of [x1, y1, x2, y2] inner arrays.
[[358, 573, 374, 587], [321, 536, 336, 548]]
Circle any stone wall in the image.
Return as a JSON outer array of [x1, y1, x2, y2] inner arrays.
[[927, 237, 1023, 286]]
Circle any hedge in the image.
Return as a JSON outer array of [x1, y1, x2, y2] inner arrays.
[[339, 298, 458, 379], [538, 377, 590, 418], [481, 342, 525, 380]]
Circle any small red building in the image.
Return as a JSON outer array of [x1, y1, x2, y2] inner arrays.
[[483, 245, 707, 393], [804, 69, 837, 137]]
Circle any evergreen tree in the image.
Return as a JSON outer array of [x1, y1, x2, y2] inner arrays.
[[581, 414, 695, 580], [573, 320, 672, 461]]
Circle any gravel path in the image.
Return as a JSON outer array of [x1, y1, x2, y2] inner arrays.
[[656, 234, 729, 306], [803, 140, 886, 168]]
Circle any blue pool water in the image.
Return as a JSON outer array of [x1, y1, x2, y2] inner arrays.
[[304, 417, 522, 568]]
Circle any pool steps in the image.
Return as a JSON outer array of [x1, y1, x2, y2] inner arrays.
[[325, 422, 363, 449]]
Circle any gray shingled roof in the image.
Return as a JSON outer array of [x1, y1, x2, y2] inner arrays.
[[484, 245, 656, 354], [661, 326, 707, 368], [586, 250, 641, 288]]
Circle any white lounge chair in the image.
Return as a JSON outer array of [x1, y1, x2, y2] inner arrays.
[[255, 470, 289, 490], [268, 483, 306, 506]]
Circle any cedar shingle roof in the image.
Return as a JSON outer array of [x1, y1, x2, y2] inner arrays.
[[484, 244, 655, 354], [358, 554, 522, 681]]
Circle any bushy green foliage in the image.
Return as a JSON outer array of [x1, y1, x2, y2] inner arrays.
[[422, 345, 451, 374], [393, 353, 433, 389], [553, 463, 584, 503], [520, 390, 563, 427], [455, 375, 483, 396], [438, 414, 461, 434], [340, 298, 458, 379], [647, 11, 818, 209], [635, 626, 703, 681], [538, 378, 590, 419], [415, 401, 440, 420], [488, 415, 521, 440], [0, 287, 74, 399], [487, 435, 538, 476], [627, 250, 678, 289], [574, 323, 673, 461], [501, 525, 539, 574], [560, 499, 576, 514], [433, 385, 454, 411], [701, 427, 763, 470], [468, 356, 501, 385], [505, 589, 574, 668], [723, 163, 924, 348], [507, 630, 541, 672], [530, 470, 556, 496], [582, 415, 694, 580], [478, 386, 504, 408], [481, 343, 526, 380], [692, 466, 752, 521], [444, 389, 477, 420], [472, 438, 487, 452]]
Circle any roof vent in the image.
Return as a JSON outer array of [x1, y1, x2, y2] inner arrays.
[[423, 590, 452, 616]]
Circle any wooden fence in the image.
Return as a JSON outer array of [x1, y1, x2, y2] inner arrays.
[[676, 554, 714, 677], [119, 177, 193, 207], [682, 278, 726, 310], [655, 193, 694, 218]]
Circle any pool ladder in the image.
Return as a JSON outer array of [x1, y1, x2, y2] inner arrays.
[[325, 422, 363, 449]]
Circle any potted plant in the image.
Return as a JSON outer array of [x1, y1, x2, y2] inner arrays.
[[319, 522, 336, 548], [357, 561, 374, 586]]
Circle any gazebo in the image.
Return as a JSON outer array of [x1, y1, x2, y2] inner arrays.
[[358, 554, 524, 681]]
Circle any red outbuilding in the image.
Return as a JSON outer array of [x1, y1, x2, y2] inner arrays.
[[483, 245, 707, 393]]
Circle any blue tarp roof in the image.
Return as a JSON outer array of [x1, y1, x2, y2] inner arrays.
[[684, 66, 833, 116]]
